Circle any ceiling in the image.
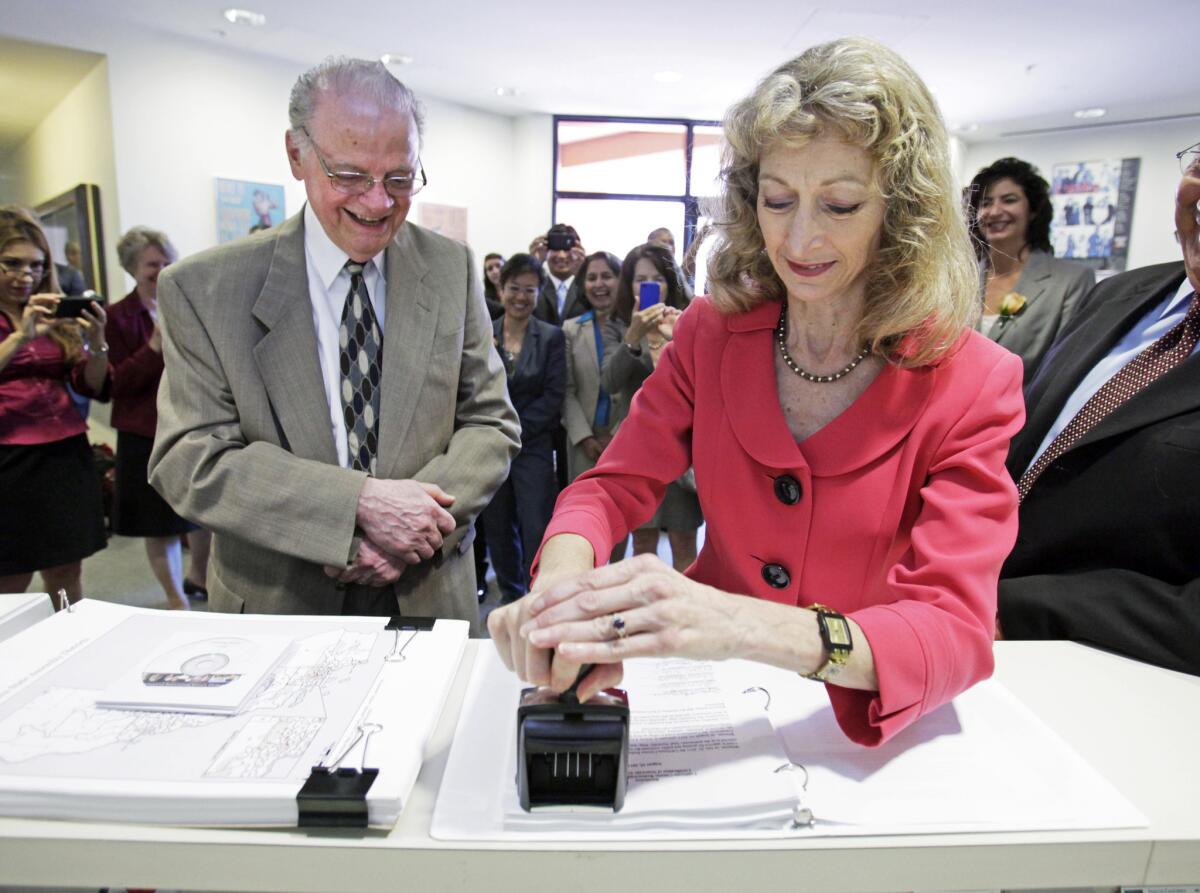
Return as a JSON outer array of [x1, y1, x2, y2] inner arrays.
[[2, 0, 1197, 147]]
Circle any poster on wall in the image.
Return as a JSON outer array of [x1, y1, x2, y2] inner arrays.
[[418, 203, 468, 244], [215, 178, 286, 244], [1049, 158, 1140, 273]]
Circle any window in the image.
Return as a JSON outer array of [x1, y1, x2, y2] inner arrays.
[[553, 116, 722, 284]]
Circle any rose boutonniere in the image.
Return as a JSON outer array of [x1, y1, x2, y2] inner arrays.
[[997, 292, 1027, 320]]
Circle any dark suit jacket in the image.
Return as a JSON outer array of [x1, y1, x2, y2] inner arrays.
[[533, 277, 589, 326], [999, 261, 1200, 675], [494, 316, 566, 454], [55, 263, 87, 297]]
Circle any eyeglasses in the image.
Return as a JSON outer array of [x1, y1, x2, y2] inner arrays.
[[0, 259, 46, 279], [1177, 141, 1200, 177], [299, 127, 427, 197], [502, 284, 539, 299]]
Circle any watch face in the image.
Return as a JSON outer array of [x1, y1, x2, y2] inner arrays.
[[825, 617, 853, 650]]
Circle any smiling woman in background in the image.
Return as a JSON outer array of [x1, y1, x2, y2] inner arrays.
[[0, 205, 110, 604], [490, 38, 1026, 746], [477, 253, 566, 604], [967, 157, 1095, 381]]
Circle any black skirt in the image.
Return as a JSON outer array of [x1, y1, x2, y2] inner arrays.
[[0, 434, 108, 575], [113, 431, 195, 538]]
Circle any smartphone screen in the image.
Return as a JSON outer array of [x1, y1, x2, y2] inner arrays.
[[53, 297, 93, 319], [637, 281, 661, 310]]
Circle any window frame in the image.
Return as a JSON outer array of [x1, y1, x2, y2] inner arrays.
[[551, 114, 721, 278]]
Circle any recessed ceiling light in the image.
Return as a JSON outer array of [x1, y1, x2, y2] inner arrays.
[[653, 70, 683, 84], [494, 86, 522, 98], [1073, 107, 1107, 119], [223, 8, 266, 26], [380, 53, 413, 67], [949, 123, 979, 134]]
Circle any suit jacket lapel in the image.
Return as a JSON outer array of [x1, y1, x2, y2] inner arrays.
[[993, 252, 1051, 348], [251, 213, 338, 465], [375, 224, 435, 480], [1012, 263, 1188, 471]]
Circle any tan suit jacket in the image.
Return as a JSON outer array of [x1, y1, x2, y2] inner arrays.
[[149, 213, 520, 632], [561, 314, 628, 481]]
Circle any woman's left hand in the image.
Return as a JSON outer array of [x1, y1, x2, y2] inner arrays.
[[77, 300, 108, 354], [519, 553, 747, 684]]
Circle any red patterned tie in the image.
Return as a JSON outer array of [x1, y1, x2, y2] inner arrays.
[[1018, 291, 1200, 502]]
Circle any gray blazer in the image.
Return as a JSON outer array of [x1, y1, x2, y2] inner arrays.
[[149, 212, 520, 632], [982, 251, 1095, 383], [562, 313, 629, 481]]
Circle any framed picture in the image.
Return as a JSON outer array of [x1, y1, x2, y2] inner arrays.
[[1050, 158, 1140, 273], [215, 178, 286, 243], [34, 183, 106, 293]]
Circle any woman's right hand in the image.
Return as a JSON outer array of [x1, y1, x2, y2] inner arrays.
[[581, 436, 604, 461], [488, 533, 599, 689], [625, 302, 666, 345], [18, 294, 60, 341]]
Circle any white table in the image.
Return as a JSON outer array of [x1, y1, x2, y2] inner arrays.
[[0, 641, 1197, 893]]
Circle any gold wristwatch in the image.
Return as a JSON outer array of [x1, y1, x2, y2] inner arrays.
[[802, 603, 852, 681]]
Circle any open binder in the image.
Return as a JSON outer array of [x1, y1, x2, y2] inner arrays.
[[432, 649, 1146, 841], [0, 600, 466, 828]]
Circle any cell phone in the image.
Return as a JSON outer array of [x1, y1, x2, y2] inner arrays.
[[638, 281, 661, 310], [547, 231, 577, 251], [53, 297, 95, 319]]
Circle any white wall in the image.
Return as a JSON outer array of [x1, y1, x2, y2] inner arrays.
[[5, 58, 123, 297], [0, 8, 529, 288], [963, 118, 1199, 271]]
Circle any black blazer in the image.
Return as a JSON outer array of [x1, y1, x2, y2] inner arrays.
[[494, 316, 566, 453], [1000, 261, 1200, 675], [533, 277, 590, 326]]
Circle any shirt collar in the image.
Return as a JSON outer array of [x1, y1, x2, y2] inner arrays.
[[303, 203, 386, 288], [547, 272, 573, 291], [1164, 275, 1198, 316]]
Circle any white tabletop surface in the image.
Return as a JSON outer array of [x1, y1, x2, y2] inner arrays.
[[0, 640, 1197, 893]]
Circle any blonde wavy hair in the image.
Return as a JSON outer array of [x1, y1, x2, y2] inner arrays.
[[704, 38, 977, 366]]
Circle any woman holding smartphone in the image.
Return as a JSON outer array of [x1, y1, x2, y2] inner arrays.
[[601, 242, 697, 571], [0, 205, 110, 604]]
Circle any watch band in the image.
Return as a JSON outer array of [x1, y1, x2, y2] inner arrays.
[[802, 603, 852, 682]]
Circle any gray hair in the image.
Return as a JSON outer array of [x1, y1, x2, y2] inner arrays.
[[116, 226, 178, 275], [288, 57, 425, 146]]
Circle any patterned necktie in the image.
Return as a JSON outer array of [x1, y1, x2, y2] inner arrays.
[[1018, 292, 1200, 502], [340, 261, 383, 474], [557, 280, 569, 316]]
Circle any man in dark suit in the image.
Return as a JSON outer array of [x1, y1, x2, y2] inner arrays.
[[998, 142, 1200, 675], [528, 224, 589, 325]]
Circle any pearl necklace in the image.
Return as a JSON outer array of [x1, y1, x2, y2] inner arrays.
[[776, 307, 870, 384]]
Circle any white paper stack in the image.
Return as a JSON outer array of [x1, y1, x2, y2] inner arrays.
[[95, 632, 293, 715], [0, 600, 469, 827]]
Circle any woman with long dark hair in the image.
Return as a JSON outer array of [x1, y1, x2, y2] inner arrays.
[[967, 157, 1094, 380]]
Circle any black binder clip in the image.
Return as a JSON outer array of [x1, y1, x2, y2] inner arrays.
[[516, 675, 629, 812], [297, 722, 382, 828]]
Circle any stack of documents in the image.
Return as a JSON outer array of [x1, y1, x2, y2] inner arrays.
[[0, 600, 468, 827]]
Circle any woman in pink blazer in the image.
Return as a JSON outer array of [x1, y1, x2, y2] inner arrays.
[[490, 38, 1024, 746]]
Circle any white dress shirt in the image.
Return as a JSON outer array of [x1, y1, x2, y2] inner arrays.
[[302, 203, 387, 469], [1026, 276, 1197, 472]]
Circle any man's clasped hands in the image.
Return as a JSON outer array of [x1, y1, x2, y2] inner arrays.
[[323, 478, 456, 586]]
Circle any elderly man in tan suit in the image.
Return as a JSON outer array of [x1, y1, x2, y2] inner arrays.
[[149, 58, 519, 632]]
